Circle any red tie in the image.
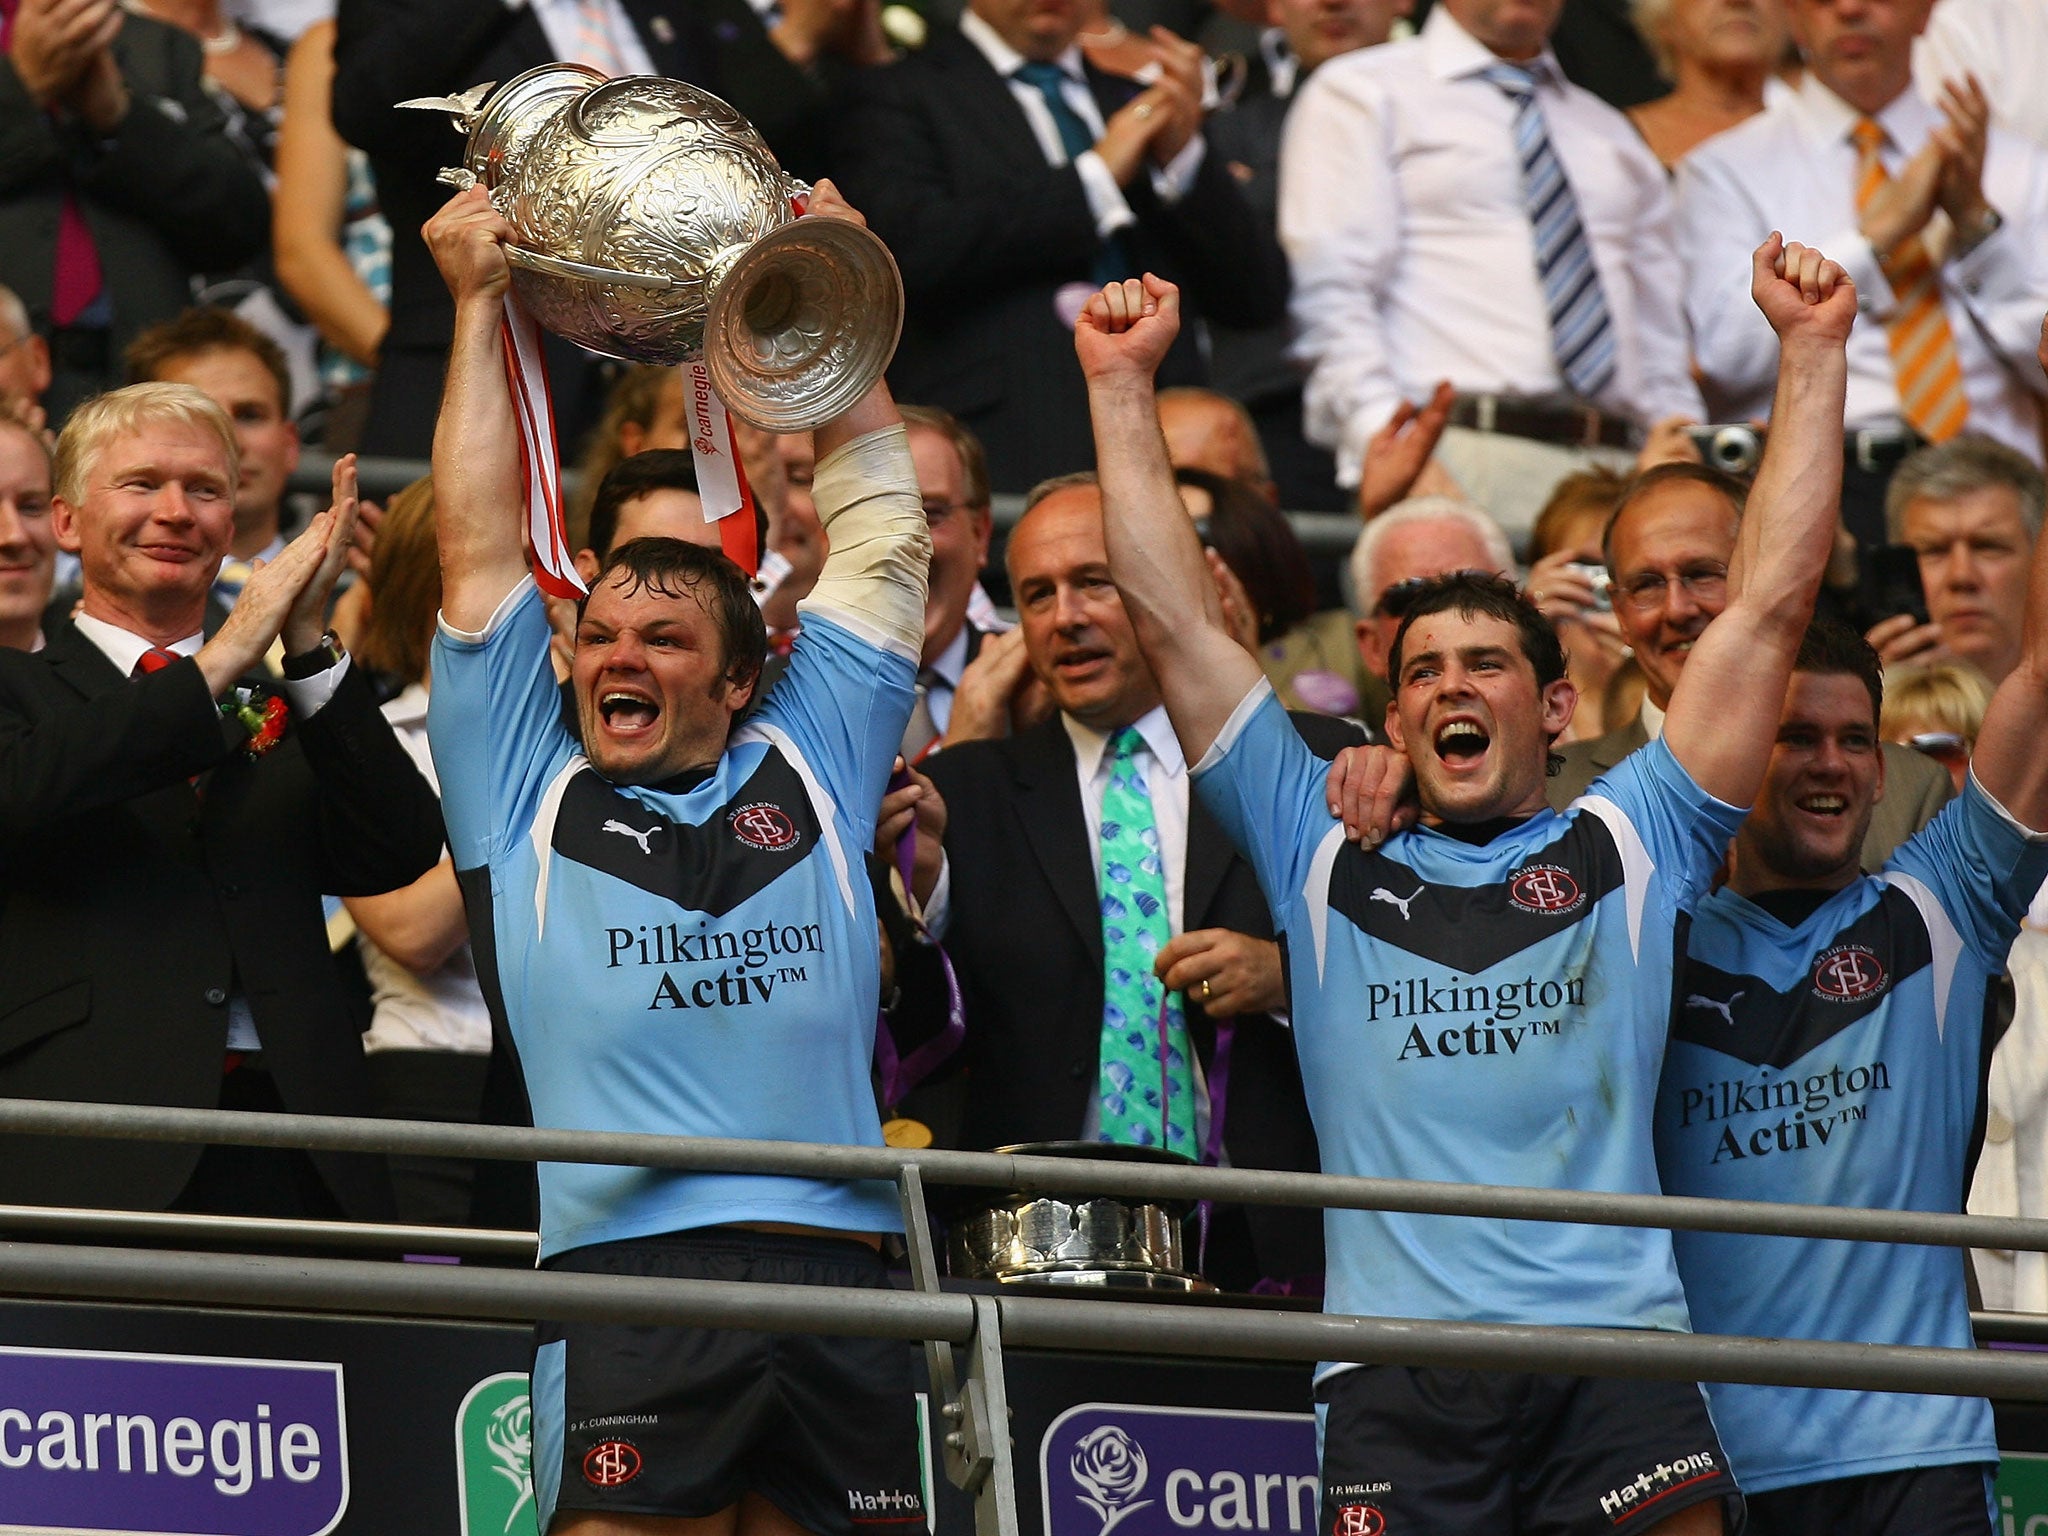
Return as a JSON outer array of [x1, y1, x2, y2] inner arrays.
[[132, 646, 180, 676], [0, 0, 106, 328]]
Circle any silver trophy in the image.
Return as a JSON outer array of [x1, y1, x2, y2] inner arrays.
[[404, 64, 903, 432]]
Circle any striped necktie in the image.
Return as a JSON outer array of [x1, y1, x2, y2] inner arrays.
[[566, 0, 629, 75], [1482, 62, 1617, 402], [1852, 117, 1969, 443]]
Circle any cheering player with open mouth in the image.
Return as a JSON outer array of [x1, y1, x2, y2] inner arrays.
[[1080, 233, 1854, 1536]]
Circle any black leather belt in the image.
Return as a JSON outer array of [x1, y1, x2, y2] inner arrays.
[[1448, 393, 1638, 451]]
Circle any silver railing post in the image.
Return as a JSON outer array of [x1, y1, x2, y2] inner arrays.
[[900, 1164, 1019, 1536], [954, 1295, 1019, 1536]]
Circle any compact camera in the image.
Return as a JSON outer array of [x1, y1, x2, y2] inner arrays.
[[1687, 424, 1765, 477]]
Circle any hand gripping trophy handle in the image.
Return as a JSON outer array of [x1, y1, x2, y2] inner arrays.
[[405, 65, 904, 433]]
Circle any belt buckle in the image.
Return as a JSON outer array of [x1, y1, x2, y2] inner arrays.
[[1854, 430, 1892, 475], [1578, 407, 1602, 450]]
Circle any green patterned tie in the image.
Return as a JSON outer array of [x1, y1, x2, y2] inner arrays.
[[1096, 727, 1195, 1155]]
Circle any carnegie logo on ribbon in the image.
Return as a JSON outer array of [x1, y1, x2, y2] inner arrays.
[[1041, 1404, 1318, 1536], [0, 1344, 348, 1536]]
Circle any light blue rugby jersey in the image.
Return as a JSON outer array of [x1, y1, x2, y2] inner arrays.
[[427, 578, 917, 1259], [1658, 777, 2048, 1493], [1194, 681, 1745, 1375]]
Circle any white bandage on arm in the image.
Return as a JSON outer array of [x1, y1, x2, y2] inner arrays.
[[801, 423, 932, 662]]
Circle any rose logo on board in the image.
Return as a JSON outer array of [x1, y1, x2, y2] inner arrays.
[[457, 1372, 539, 1536], [1071, 1426, 1154, 1536]]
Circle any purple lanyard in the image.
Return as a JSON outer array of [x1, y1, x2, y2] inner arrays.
[[872, 817, 966, 1108]]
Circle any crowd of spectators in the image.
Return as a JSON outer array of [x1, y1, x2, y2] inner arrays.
[[3, 0, 2048, 1340]]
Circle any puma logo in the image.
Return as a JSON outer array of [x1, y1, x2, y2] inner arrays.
[[1370, 885, 1423, 921], [602, 819, 657, 855], [1687, 992, 1744, 1027]]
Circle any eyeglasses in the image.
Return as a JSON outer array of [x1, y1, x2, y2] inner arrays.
[[1613, 563, 1729, 613], [1372, 569, 1491, 619]]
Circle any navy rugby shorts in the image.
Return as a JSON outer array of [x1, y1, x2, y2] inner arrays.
[[1744, 1462, 1995, 1536], [533, 1227, 927, 1535], [1317, 1363, 1739, 1535]]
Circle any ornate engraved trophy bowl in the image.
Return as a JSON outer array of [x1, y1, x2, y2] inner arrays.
[[943, 1142, 1214, 1292], [406, 64, 903, 432]]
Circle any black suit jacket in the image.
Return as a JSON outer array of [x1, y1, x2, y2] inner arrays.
[[331, 0, 829, 454], [832, 29, 1290, 493], [0, 16, 269, 415], [0, 633, 445, 1216], [924, 709, 1361, 1280]]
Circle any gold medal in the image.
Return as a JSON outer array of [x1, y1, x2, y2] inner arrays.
[[882, 1117, 933, 1149]]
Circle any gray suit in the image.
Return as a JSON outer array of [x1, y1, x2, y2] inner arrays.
[[1549, 711, 1953, 869]]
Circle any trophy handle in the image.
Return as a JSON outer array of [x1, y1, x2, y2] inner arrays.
[[504, 246, 673, 293]]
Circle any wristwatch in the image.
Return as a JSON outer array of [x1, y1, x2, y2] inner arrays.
[[281, 629, 347, 680], [1952, 204, 2004, 259]]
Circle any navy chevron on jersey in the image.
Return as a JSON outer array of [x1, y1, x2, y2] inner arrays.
[[1193, 681, 1744, 1371], [428, 577, 917, 1259], [1657, 777, 2048, 1494]]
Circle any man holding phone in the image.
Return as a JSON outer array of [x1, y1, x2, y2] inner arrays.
[[1867, 434, 2044, 688]]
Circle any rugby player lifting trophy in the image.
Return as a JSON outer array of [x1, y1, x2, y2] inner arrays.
[[417, 67, 934, 1536], [404, 64, 904, 589]]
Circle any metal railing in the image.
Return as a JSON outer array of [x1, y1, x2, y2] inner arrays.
[[1, 1095, 2043, 1536]]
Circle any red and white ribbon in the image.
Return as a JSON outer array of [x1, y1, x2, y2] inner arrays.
[[499, 295, 586, 599], [682, 358, 759, 576]]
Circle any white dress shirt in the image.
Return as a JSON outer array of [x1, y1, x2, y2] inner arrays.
[[923, 704, 1189, 940], [1277, 6, 1702, 486], [958, 10, 1205, 243], [358, 684, 493, 1056], [1676, 74, 2048, 456], [1916, 0, 2048, 151]]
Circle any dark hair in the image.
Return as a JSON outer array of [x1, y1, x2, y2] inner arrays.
[[1793, 617, 1884, 724], [585, 537, 768, 696], [124, 307, 293, 416], [1602, 461, 1749, 571], [1176, 466, 1316, 644], [1387, 571, 1567, 691], [588, 449, 701, 557]]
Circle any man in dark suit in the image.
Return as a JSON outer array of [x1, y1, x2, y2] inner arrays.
[[331, 0, 865, 459], [0, 0, 269, 421], [923, 475, 1358, 1288], [0, 384, 443, 1220], [899, 403, 1015, 758], [1550, 462, 1950, 864], [833, 0, 1290, 494]]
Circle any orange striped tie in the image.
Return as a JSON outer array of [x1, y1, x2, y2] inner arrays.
[[1852, 117, 1969, 443]]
